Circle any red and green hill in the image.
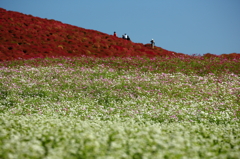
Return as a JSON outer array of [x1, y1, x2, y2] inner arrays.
[[0, 8, 239, 61]]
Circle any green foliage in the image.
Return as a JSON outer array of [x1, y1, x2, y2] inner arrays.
[[0, 57, 239, 158]]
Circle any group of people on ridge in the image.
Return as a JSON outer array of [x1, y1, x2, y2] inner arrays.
[[122, 33, 131, 41], [114, 32, 130, 41], [113, 32, 155, 48]]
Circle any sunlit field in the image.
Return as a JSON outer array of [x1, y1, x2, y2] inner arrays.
[[0, 56, 239, 159]]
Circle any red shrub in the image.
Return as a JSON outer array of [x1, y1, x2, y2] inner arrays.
[[1, 8, 239, 61]]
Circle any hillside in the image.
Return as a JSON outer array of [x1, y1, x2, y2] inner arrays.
[[0, 8, 239, 61]]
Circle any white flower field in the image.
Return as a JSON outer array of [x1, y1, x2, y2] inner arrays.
[[0, 56, 239, 158]]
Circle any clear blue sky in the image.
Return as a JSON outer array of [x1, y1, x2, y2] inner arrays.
[[1, 0, 240, 55]]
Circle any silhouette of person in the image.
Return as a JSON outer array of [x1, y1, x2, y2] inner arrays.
[[150, 39, 155, 48], [127, 35, 131, 41], [123, 33, 128, 39], [113, 31, 117, 37]]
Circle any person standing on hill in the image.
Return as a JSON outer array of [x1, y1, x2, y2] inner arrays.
[[122, 33, 128, 39], [150, 39, 155, 48], [113, 31, 117, 37], [127, 35, 131, 41]]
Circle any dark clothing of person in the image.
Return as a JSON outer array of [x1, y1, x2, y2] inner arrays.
[[150, 39, 155, 48]]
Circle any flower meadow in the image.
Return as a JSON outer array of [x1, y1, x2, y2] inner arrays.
[[1, 6, 240, 159], [0, 56, 240, 159]]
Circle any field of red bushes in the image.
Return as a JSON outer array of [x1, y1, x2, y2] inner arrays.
[[0, 8, 239, 61]]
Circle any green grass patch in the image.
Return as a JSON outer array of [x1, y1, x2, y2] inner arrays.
[[0, 56, 239, 158]]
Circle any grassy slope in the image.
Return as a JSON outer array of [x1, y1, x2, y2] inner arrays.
[[1, 8, 239, 62], [0, 8, 185, 61]]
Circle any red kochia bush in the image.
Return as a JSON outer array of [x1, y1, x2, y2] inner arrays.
[[0, 8, 239, 61]]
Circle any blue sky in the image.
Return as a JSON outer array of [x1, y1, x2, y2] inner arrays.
[[1, 0, 240, 55]]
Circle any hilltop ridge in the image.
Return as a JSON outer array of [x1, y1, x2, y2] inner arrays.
[[0, 8, 239, 61], [0, 8, 187, 61]]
